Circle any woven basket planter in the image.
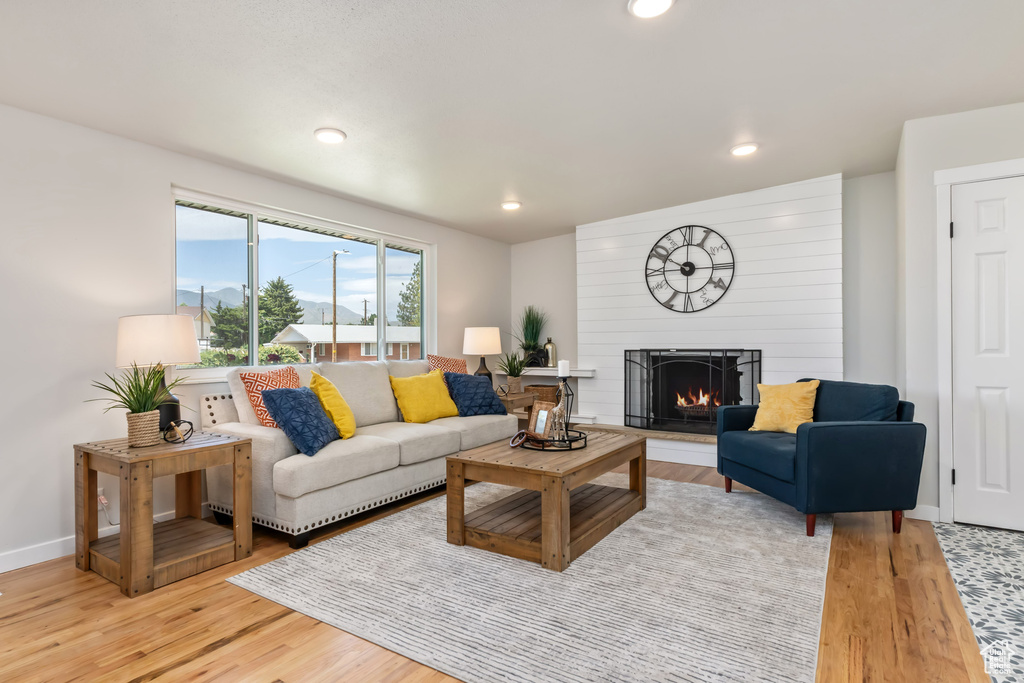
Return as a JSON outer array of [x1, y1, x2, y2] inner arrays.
[[126, 410, 161, 448], [524, 384, 559, 404]]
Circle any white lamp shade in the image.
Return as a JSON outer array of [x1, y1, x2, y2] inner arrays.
[[116, 314, 201, 367], [463, 327, 502, 356]]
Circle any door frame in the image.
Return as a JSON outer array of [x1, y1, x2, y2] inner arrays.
[[934, 157, 1024, 523]]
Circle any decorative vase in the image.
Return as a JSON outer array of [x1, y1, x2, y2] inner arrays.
[[508, 376, 523, 395], [544, 337, 557, 367], [126, 409, 161, 448]]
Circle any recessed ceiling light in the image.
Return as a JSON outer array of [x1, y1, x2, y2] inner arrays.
[[627, 0, 674, 18], [314, 128, 347, 144], [730, 143, 759, 156], [501, 201, 522, 211]]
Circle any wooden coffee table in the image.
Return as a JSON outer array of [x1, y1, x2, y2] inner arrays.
[[446, 431, 646, 571]]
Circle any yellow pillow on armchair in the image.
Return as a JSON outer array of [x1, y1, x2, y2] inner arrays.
[[389, 369, 459, 423], [749, 380, 820, 434]]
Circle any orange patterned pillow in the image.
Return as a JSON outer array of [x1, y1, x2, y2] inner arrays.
[[239, 366, 301, 428], [428, 354, 468, 375]]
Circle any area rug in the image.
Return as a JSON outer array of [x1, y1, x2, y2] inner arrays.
[[229, 475, 832, 682], [934, 522, 1024, 683]]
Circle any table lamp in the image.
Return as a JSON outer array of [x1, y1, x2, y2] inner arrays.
[[463, 327, 502, 383], [116, 314, 201, 429]]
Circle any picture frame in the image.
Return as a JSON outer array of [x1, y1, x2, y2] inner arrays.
[[527, 400, 557, 439]]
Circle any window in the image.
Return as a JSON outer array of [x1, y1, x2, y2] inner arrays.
[[175, 197, 429, 369]]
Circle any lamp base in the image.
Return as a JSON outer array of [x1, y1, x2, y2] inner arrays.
[[157, 372, 180, 430], [474, 356, 492, 384]]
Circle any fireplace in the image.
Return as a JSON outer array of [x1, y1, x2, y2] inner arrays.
[[624, 349, 761, 435]]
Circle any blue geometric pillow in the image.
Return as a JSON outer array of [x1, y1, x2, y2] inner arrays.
[[444, 372, 508, 417], [261, 387, 339, 456]]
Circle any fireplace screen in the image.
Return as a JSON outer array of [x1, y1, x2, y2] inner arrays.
[[624, 349, 761, 435]]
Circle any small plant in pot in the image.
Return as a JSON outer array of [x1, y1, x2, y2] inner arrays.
[[496, 352, 527, 394], [517, 305, 549, 367], [89, 363, 186, 447]]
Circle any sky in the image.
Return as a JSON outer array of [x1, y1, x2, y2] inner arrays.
[[175, 205, 420, 321]]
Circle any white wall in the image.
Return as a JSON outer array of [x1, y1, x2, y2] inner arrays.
[[510, 233, 577, 367], [897, 101, 1024, 509], [842, 172, 897, 385], [574, 174, 844, 425], [0, 103, 511, 572]]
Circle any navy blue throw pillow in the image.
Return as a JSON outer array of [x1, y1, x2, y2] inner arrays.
[[444, 372, 508, 417], [261, 387, 339, 456]]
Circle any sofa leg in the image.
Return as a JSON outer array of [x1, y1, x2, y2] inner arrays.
[[806, 514, 816, 537], [212, 511, 232, 526], [288, 532, 310, 549], [724, 476, 732, 493], [892, 510, 903, 534]]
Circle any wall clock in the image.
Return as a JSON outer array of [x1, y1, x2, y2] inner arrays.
[[645, 225, 734, 312]]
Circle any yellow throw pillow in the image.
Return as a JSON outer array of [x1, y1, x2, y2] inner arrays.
[[310, 372, 356, 439], [749, 380, 820, 434], [389, 369, 459, 424]]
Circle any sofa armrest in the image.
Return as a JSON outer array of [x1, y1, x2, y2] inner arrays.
[[717, 405, 758, 436], [204, 423, 298, 517], [795, 421, 926, 514]]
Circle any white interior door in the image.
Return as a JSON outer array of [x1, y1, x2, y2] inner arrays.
[[951, 175, 1024, 530]]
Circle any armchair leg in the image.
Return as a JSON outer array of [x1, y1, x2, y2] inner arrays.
[[724, 476, 732, 493], [892, 510, 903, 534], [806, 514, 816, 537]]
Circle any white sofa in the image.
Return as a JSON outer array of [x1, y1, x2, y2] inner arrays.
[[203, 359, 518, 547]]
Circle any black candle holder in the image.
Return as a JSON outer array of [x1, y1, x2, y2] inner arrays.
[[519, 376, 587, 451]]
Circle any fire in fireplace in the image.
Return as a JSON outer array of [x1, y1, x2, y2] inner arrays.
[[624, 349, 761, 435]]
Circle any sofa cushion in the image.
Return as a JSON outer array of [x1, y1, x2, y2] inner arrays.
[[262, 387, 339, 456], [227, 364, 318, 424], [719, 431, 798, 483], [387, 359, 430, 378], [445, 372, 507, 417], [318, 361, 399, 427], [239, 366, 301, 428], [273, 435, 400, 498], [801, 378, 899, 422], [429, 414, 519, 450], [356, 422, 461, 465]]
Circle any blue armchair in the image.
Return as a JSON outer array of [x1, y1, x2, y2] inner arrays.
[[716, 379, 926, 536]]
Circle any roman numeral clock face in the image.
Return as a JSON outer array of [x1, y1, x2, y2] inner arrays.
[[645, 225, 734, 312]]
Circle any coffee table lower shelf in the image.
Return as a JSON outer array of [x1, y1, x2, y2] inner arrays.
[[89, 517, 235, 590], [463, 483, 641, 566]]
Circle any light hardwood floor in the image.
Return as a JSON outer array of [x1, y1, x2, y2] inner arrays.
[[0, 462, 989, 682]]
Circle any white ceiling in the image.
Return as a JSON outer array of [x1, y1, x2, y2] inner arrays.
[[2, 1, 1024, 243]]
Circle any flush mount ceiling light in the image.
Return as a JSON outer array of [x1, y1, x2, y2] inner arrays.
[[730, 143, 759, 156], [314, 128, 347, 144], [627, 0, 674, 18], [501, 201, 523, 211]]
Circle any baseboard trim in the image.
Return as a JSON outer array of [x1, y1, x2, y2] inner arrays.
[[906, 504, 940, 522], [0, 503, 211, 575]]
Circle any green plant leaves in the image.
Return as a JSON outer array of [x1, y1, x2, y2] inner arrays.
[[87, 363, 187, 414]]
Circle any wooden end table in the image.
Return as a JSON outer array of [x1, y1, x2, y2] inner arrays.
[[446, 431, 646, 571], [74, 432, 252, 598], [498, 391, 537, 426]]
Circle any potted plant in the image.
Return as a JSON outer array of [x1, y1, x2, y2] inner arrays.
[[90, 363, 186, 447], [496, 352, 527, 394], [517, 305, 549, 367]]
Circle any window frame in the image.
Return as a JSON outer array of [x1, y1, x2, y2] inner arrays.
[[171, 188, 435, 383]]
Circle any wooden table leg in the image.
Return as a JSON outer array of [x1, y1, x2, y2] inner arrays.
[[74, 449, 97, 571], [175, 471, 202, 519], [447, 460, 465, 545], [233, 443, 253, 560], [541, 475, 570, 571], [121, 461, 154, 598], [629, 442, 647, 510]]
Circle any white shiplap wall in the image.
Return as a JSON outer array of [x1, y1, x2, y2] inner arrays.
[[576, 174, 843, 440]]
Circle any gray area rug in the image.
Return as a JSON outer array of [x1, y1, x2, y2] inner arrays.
[[229, 475, 833, 682], [934, 523, 1024, 683]]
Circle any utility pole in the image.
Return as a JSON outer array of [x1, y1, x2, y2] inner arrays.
[[332, 249, 350, 362], [363, 299, 369, 325], [199, 285, 205, 342]]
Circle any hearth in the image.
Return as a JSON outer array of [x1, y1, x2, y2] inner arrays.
[[624, 349, 761, 435]]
